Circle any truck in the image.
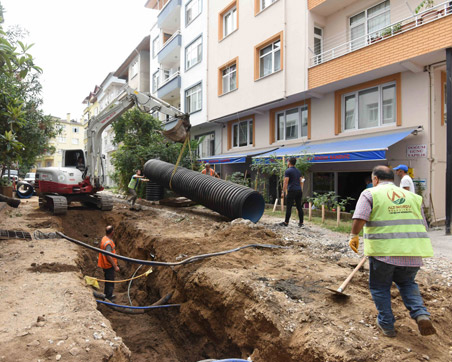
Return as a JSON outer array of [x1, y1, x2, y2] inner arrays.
[[35, 86, 190, 215]]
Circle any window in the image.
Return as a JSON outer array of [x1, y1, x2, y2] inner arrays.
[[223, 6, 237, 37], [130, 58, 139, 78], [260, 0, 277, 11], [72, 138, 79, 145], [342, 82, 396, 131], [219, 1, 238, 40], [222, 64, 237, 94], [152, 71, 159, 93], [232, 119, 253, 148], [350, 0, 390, 50], [185, 36, 202, 70], [276, 106, 308, 141], [195, 132, 215, 158], [152, 36, 160, 58], [57, 136, 66, 143], [72, 127, 79, 133], [186, 0, 201, 25], [254, 32, 283, 80], [185, 83, 202, 113], [313, 26, 323, 65]]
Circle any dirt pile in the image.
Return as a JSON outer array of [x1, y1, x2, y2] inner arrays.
[[1, 197, 452, 361]]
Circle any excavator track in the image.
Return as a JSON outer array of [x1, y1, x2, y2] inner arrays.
[[96, 194, 113, 211], [45, 195, 68, 215]]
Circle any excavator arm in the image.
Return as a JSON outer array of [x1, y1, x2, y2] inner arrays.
[[86, 85, 190, 189]]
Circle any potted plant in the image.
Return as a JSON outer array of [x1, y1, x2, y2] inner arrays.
[[0, 177, 13, 198]]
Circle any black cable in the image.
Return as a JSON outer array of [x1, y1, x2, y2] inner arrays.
[[37, 231, 287, 267]]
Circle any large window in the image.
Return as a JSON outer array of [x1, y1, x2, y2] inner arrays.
[[195, 132, 215, 158], [276, 106, 308, 141], [185, 83, 202, 114], [185, 36, 202, 70], [222, 63, 237, 95], [342, 82, 396, 131], [186, 0, 201, 26], [350, 0, 390, 50], [232, 119, 253, 148]]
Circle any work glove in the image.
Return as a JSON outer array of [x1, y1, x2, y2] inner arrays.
[[349, 234, 359, 253]]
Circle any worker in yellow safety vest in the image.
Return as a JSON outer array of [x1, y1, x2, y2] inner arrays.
[[98, 225, 119, 300], [349, 165, 435, 338]]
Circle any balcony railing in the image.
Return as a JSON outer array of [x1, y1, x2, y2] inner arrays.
[[309, 1, 452, 67], [157, 30, 181, 56], [158, 70, 180, 90]]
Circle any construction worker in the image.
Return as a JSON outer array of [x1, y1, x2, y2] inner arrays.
[[349, 165, 435, 338], [202, 163, 219, 178], [393, 164, 415, 193], [127, 169, 148, 206], [98, 225, 119, 300]]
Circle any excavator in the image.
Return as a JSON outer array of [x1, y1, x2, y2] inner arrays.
[[35, 86, 191, 215]]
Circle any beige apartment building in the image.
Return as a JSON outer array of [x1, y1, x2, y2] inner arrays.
[[201, 0, 452, 223]]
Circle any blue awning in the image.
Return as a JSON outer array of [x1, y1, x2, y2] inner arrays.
[[201, 147, 279, 165], [253, 128, 417, 163]]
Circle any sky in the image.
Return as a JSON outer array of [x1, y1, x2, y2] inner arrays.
[[1, 0, 155, 121]]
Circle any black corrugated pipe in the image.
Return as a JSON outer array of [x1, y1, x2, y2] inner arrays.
[[143, 159, 265, 223]]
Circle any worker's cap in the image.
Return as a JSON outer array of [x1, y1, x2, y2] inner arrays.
[[205, 162, 211, 166], [393, 164, 408, 172]]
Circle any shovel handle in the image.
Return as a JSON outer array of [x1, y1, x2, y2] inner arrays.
[[337, 256, 367, 293]]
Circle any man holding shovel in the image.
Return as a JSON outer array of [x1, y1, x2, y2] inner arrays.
[[349, 165, 435, 338]]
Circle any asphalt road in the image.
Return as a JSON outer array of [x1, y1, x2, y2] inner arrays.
[[428, 227, 452, 259]]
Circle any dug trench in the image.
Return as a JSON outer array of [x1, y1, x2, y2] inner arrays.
[[57, 200, 452, 362]]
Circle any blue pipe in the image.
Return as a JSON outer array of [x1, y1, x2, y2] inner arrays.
[[96, 300, 181, 309]]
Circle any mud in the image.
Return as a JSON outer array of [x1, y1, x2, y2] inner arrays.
[[1, 196, 452, 361]]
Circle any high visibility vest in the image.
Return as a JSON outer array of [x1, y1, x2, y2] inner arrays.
[[128, 175, 138, 190], [363, 183, 433, 257], [98, 236, 117, 269], [202, 168, 215, 176]]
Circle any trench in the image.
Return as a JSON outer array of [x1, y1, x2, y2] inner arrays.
[[58, 208, 245, 362]]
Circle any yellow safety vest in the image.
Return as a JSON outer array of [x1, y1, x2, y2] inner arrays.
[[363, 183, 433, 257]]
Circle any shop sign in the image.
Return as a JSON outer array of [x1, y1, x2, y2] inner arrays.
[[407, 144, 427, 158]]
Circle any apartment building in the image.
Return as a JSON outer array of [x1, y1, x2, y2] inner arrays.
[[36, 114, 84, 169], [202, 0, 452, 222], [146, 0, 221, 158]]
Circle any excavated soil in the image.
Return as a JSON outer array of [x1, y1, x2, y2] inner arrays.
[[1, 195, 452, 361]]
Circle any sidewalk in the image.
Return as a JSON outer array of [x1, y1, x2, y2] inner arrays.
[[428, 227, 452, 259]]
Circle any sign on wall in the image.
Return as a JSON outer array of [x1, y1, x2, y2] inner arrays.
[[407, 144, 427, 158]]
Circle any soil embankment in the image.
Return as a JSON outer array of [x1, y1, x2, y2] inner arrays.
[[1, 196, 451, 361]]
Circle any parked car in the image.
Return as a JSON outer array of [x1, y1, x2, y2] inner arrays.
[[1, 170, 19, 183], [24, 172, 36, 185]]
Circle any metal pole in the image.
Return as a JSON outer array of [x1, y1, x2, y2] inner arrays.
[[446, 48, 452, 235]]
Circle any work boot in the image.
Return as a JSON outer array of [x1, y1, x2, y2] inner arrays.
[[376, 318, 396, 338], [298, 223, 305, 228], [278, 222, 288, 227], [416, 315, 436, 336]]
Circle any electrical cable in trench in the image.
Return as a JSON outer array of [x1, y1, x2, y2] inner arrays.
[[96, 300, 181, 310], [34, 230, 287, 267]]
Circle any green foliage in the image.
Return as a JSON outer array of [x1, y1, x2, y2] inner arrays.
[[111, 108, 201, 191], [0, 176, 12, 186], [381, 22, 402, 37], [226, 172, 250, 187], [0, 6, 56, 175], [415, 0, 434, 13], [307, 191, 355, 211]]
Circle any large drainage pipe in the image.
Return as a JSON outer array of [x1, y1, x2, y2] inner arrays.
[[143, 159, 265, 223]]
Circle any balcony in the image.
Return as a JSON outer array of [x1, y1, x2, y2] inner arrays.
[[310, 1, 452, 67], [308, 0, 357, 16], [308, 1, 452, 89], [157, 71, 181, 101], [157, 31, 181, 67], [158, 0, 181, 32]]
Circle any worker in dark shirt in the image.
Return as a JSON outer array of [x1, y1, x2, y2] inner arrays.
[[279, 157, 305, 228]]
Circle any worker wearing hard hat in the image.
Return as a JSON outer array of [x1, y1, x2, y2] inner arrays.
[[202, 163, 219, 178]]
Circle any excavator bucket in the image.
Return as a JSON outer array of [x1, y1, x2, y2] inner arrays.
[[162, 118, 191, 143]]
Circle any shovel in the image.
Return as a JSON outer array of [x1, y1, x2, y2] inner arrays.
[[326, 256, 367, 297]]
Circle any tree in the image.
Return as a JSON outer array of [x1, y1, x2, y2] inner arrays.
[[0, 3, 58, 175], [111, 108, 200, 190]]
